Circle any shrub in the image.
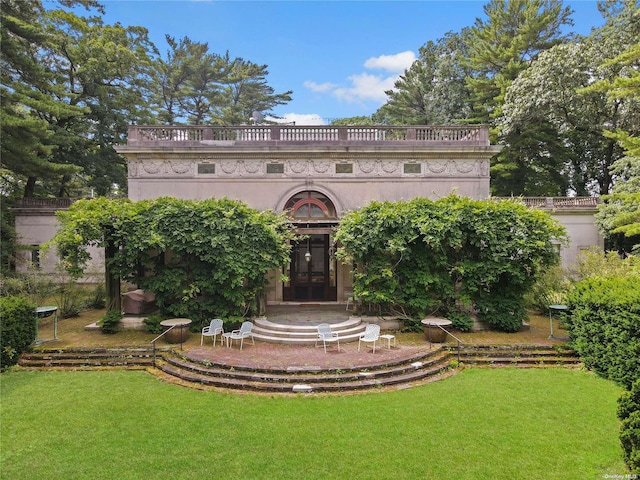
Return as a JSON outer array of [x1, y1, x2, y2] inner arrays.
[[446, 310, 474, 332], [0, 296, 36, 369], [0, 271, 56, 306], [99, 310, 122, 334], [401, 317, 422, 333], [475, 285, 528, 333], [143, 313, 165, 334], [223, 316, 244, 333], [618, 379, 640, 474], [569, 246, 639, 281], [54, 280, 85, 318], [565, 275, 640, 389], [85, 283, 106, 309], [525, 265, 570, 314]]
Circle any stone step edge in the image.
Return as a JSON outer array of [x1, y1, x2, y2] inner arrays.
[[163, 350, 452, 384], [156, 361, 453, 393], [178, 346, 446, 375], [458, 351, 579, 359], [253, 316, 363, 333], [21, 352, 155, 360], [18, 358, 154, 368], [460, 356, 581, 364], [251, 331, 365, 344], [30, 347, 159, 354], [456, 344, 575, 352], [252, 323, 365, 339]]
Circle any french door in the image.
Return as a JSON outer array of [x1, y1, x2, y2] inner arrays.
[[284, 234, 337, 301]]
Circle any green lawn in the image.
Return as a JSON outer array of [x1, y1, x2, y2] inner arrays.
[[0, 368, 628, 479]]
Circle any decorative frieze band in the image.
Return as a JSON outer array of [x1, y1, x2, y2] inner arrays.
[[127, 157, 490, 178]]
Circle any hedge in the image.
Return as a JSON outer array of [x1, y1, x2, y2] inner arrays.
[[565, 275, 640, 389], [619, 379, 640, 474], [0, 296, 36, 369]]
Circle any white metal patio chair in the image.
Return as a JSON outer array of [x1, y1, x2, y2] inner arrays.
[[201, 318, 224, 346], [358, 324, 381, 353], [345, 291, 355, 311], [315, 323, 340, 353], [223, 321, 255, 350]]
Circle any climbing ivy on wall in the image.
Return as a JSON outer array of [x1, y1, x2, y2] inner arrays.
[[335, 195, 567, 332], [51, 197, 294, 324]]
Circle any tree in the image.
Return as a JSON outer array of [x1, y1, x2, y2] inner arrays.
[[595, 154, 640, 253], [500, 37, 640, 195], [212, 55, 292, 125], [491, 118, 571, 196], [469, 0, 575, 197], [331, 116, 375, 126], [41, 7, 157, 196], [0, 0, 88, 198], [1, 1, 157, 198], [497, 0, 640, 197], [154, 37, 229, 125], [152, 40, 292, 125], [464, 0, 573, 126], [583, 4, 640, 252], [374, 30, 474, 125], [153, 35, 208, 124]]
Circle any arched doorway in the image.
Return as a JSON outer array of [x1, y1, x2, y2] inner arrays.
[[283, 191, 338, 302]]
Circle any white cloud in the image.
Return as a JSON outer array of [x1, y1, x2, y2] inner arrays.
[[269, 113, 326, 126], [364, 51, 416, 73], [333, 73, 397, 103], [303, 81, 337, 93], [304, 50, 416, 108]]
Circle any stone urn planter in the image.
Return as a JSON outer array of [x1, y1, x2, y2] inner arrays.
[[160, 318, 192, 344], [421, 318, 452, 343]]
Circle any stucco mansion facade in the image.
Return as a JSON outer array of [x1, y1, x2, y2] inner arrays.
[[14, 124, 603, 304]]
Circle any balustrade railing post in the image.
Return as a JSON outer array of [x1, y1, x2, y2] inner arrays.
[[480, 126, 488, 144], [270, 126, 281, 141], [128, 126, 139, 144]]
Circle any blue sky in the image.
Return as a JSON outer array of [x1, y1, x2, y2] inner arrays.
[[96, 0, 605, 125]]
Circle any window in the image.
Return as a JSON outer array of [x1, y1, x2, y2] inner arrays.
[[285, 191, 337, 219], [31, 245, 40, 268]]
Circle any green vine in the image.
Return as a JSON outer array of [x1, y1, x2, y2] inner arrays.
[[336, 195, 567, 332], [51, 197, 295, 326]]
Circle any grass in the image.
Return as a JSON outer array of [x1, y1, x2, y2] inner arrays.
[[0, 368, 628, 479]]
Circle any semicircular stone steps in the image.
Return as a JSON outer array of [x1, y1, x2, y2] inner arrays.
[[251, 316, 367, 345], [156, 346, 453, 393]]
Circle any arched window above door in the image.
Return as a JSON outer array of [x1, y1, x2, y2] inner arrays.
[[284, 191, 337, 219]]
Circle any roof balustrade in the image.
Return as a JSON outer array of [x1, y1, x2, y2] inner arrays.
[[125, 124, 491, 146]]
